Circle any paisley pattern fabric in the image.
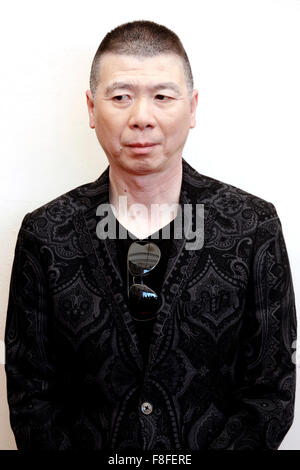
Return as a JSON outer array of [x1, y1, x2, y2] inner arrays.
[[5, 158, 297, 450]]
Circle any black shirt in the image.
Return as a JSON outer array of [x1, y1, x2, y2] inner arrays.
[[115, 217, 177, 365]]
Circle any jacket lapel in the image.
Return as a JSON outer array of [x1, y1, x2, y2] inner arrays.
[[73, 159, 217, 371], [73, 168, 145, 370], [148, 160, 217, 368]]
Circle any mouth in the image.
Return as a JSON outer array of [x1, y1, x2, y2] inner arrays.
[[125, 142, 159, 154], [127, 142, 158, 148]]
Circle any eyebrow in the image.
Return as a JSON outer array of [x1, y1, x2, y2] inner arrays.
[[104, 81, 181, 96]]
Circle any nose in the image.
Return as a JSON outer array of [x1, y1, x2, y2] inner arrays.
[[128, 97, 156, 130]]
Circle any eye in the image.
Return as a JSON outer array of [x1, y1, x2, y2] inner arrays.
[[155, 94, 171, 101], [112, 95, 130, 102]]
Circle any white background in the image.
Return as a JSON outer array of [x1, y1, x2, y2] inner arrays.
[[0, 0, 299, 450]]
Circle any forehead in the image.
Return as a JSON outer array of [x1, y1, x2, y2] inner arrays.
[[97, 53, 186, 86]]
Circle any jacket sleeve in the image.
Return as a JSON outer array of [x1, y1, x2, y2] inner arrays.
[[5, 215, 72, 450], [208, 207, 297, 450]]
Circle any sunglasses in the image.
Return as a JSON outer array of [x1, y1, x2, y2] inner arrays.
[[127, 241, 161, 321]]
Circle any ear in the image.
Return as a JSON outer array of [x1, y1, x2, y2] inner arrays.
[[189, 89, 199, 129], [86, 90, 95, 129]]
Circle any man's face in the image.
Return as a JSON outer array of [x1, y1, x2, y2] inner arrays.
[[86, 53, 198, 174]]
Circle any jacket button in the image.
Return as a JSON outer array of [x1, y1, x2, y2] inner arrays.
[[141, 402, 153, 415]]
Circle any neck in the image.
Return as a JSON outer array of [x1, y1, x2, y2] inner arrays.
[[108, 158, 183, 238]]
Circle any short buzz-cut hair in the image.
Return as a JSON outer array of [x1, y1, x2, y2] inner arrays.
[[89, 20, 194, 97]]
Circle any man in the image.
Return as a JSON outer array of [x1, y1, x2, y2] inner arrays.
[[5, 20, 297, 450]]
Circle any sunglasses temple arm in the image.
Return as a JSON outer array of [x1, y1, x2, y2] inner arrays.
[[127, 264, 129, 298], [127, 270, 137, 297]]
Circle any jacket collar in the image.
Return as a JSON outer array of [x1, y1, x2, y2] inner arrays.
[[73, 158, 217, 371]]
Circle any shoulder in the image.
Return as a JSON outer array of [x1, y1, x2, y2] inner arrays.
[[182, 158, 278, 224], [19, 167, 109, 238]]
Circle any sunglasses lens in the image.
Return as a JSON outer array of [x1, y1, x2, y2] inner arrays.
[[127, 242, 161, 276], [129, 283, 160, 320]]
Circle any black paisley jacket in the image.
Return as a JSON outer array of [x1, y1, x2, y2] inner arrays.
[[5, 158, 297, 450]]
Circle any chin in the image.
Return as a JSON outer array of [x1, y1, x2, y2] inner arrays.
[[131, 159, 165, 175]]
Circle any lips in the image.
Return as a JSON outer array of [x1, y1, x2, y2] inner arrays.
[[127, 142, 158, 148], [125, 142, 159, 155]]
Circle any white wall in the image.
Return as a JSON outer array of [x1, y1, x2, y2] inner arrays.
[[1, 0, 299, 450]]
